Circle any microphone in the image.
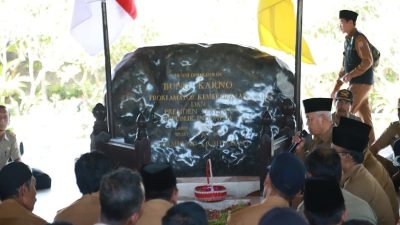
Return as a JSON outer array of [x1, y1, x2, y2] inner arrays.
[[288, 130, 309, 153]]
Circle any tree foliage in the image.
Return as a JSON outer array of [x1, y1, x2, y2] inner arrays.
[[0, 0, 158, 116], [0, 0, 399, 121]]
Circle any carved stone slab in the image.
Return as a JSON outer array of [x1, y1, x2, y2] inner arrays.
[[111, 43, 295, 177]]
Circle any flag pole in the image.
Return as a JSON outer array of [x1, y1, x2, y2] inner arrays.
[[101, 0, 115, 138], [294, 0, 303, 131]]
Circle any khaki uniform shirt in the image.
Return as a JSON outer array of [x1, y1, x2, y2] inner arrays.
[[226, 195, 288, 225], [295, 125, 333, 160], [297, 188, 377, 225], [370, 121, 400, 154], [135, 199, 173, 225], [332, 112, 361, 127], [363, 150, 399, 222], [54, 192, 100, 225], [309, 128, 332, 151], [0, 199, 47, 225], [342, 164, 395, 225], [0, 130, 20, 169]]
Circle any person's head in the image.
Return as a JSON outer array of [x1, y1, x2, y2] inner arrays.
[[332, 117, 371, 170], [258, 207, 308, 225], [99, 168, 145, 225], [305, 146, 342, 182], [0, 105, 10, 132], [339, 10, 358, 34], [162, 201, 208, 225], [140, 162, 178, 203], [304, 178, 346, 225], [303, 98, 333, 136], [75, 151, 113, 195], [335, 90, 353, 118], [0, 161, 37, 211], [265, 152, 306, 199]]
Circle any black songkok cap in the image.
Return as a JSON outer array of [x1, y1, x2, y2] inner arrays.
[[0, 162, 32, 200], [339, 10, 358, 22], [140, 162, 177, 191], [304, 178, 345, 214], [332, 117, 371, 152], [303, 98, 332, 113]]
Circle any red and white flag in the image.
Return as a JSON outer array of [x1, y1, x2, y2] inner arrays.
[[70, 0, 137, 55]]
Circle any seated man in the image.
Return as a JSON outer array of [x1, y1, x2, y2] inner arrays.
[[258, 207, 308, 225], [136, 162, 178, 225], [162, 202, 207, 225], [331, 96, 399, 212], [292, 98, 333, 160], [226, 152, 306, 225], [332, 119, 395, 225], [0, 105, 51, 190], [0, 105, 21, 169], [0, 161, 47, 225], [332, 89, 361, 126], [54, 151, 114, 225], [96, 168, 144, 225], [338, 117, 399, 221], [303, 178, 346, 225], [298, 147, 376, 224], [370, 98, 400, 179]]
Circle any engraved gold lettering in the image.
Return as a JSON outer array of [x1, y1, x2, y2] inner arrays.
[[198, 81, 233, 90]]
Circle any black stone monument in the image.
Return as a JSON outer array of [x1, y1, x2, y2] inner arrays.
[[111, 43, 295, 177]]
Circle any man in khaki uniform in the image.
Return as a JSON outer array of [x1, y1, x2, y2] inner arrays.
[[293, 98, 333, 160], [226, 153, 305, 225], [370, 98, 400, 178], [363, 149, 399, 221], [96, 168, 144, 225], [370, 99, 400, 155], [332, 89, 361, 126], [0, 105, 51, 190], [338, 118, 399, 221], [0, 162, 47, 225], [332, 118, 395, 225], [0, 105, 21, 169], [332, 95, 398, 216], [54, 151, 113, 225], [136, 163, 178, 225], [298, 147, 377, 224]]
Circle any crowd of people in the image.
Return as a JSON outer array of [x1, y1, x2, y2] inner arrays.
[[1, 8, 400, 225]]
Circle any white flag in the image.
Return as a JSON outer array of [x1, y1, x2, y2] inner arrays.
[[70, 0, 137, 55]]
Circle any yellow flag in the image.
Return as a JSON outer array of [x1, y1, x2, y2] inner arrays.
[[258, 0, 315, 64]]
